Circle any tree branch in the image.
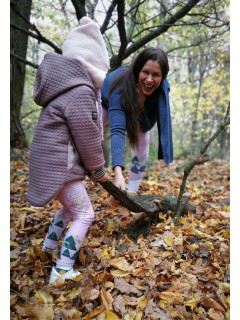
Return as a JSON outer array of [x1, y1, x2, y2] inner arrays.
[[100, 0, 118, 34], [21, 108, 40, 120], [115, 0, 128, 67], [173, 104, 230, 224], [167, 27, 230, 54], [11, 52, 38, 69], [123, 0, 201, 59], [10, 23, 62, 54], [71, 0, 86, 21]]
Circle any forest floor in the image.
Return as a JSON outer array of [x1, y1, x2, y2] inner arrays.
[[10, 148, 230, 320]]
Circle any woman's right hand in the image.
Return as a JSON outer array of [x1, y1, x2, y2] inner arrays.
[[113, 166, 126, 191], [109, 166, 126, 207]]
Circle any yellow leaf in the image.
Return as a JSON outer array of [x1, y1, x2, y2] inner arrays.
[[10, 240, 19, 247], [218, 282, 230, 293], [179, 217, 187, 224], [104, 310, 120, 320], [110, 269, 130, 277], [135, 310, 143, 320], [31, 238, 44, 245], [109, 257, 130, 271], [19, 207, 37, 213], [184, 297, 200, 310], [67, 288, 80, 300], [55, 294, 67, 303], [107, 220, 115, 234], [189, 243, 199, 251], [138, 297, 148, 310], [158, 251, 173, 258], [23, 247, 34, 254], [158, 291, 185, 304], [159, 300, 167, 309], [35, 290, 53, 304], [164, 236, 173, 246], [101, 245, 112, 261]]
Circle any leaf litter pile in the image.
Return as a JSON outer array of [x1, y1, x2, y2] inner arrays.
[[10, 149, 230, 320]]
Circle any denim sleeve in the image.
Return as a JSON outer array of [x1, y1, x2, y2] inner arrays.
[[108, 91, 126, 169]]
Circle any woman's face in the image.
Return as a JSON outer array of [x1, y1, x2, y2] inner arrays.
[[138, 60, 162, 96]]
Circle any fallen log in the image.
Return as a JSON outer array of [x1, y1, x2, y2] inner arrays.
[[99, 180, 195, 214], [98, 180, 229, 241], [99, 180, 229, 215]]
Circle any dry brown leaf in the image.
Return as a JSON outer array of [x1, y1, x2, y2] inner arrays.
[[208, 308, 225, 320], [114, 278, 142, 296], [158, 291, 185, 304], [100, 288, 113, 310], [110, 269, 131, 277], [200, 296, 225, 312], [59, 308, 82, 319], [15, 304, 54, 320], [86, 306, 104, 319], [109, 257, 131, 271]]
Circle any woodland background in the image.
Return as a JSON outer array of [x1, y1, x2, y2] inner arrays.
[[9, 1, 231, 319]]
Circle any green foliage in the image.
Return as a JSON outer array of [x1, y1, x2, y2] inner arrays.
[[22, 0, 230, 159]]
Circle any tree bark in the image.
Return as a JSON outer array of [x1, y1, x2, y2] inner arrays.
[[10, 0, 32, 148]]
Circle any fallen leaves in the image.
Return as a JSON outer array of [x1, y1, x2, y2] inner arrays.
[[10, 149, 230, 319]]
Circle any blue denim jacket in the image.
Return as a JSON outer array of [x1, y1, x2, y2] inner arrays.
[[101, 67, 173, 168]]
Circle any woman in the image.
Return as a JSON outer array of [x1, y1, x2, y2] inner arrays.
[[27, 17, 109, 284], [101, 47, 173, 193]]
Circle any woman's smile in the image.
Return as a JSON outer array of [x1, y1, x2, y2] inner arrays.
[[138, 60, 162, 96]]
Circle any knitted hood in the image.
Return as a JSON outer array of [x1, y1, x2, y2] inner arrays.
[[33, 52, 94, 107], [62, 16, 110, 89]]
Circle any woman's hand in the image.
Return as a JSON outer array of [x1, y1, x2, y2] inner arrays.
[[113, 166, 126, 190], [108, 166, 125, 207]]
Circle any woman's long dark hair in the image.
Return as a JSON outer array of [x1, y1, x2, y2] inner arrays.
[[109, 47, 169, 147]]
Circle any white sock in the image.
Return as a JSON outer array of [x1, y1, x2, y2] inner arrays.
[[127, 179, 141, 192]]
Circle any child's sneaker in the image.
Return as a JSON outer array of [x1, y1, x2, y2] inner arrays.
[[49, 267, 80, 285]]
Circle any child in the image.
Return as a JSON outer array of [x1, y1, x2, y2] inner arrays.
[[27, 16, 109, 284]]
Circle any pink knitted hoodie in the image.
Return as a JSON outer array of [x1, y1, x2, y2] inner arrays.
[[27, 17, 109, 207]]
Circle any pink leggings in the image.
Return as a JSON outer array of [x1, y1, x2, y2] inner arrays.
[[102, 108, 150, 192], [43, 180, 94, 269]]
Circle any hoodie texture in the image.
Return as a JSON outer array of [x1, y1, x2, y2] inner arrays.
[[27, 53, 105, 207]]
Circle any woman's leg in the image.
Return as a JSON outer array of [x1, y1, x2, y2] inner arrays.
[[128, 131, 150, 192]]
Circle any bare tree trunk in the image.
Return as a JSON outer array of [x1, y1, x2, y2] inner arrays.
[[103, 124, 111, 167], [10, 0, 32, 148]]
